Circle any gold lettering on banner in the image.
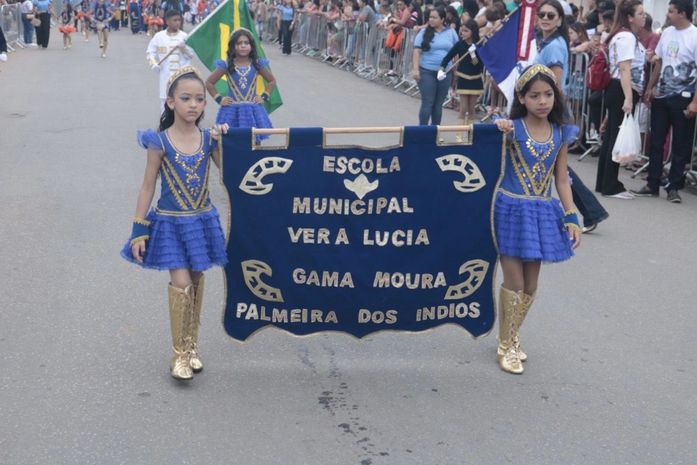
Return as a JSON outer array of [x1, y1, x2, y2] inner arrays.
[[287, 227, 350, 245], [435, 154, 486, 193], [323, 156, 401, 175], [444, 259, 489, 300], [415, 302, 481, 321], [373, 272, 447, 289], [236, 303, 339, 323], [239, 157, 293, 195], [291, 197, 414, 215], [363, 229, 430, 247], [241, 260, 284, 302], [292, 268, 355, 288], [357, 309, 398, 324]]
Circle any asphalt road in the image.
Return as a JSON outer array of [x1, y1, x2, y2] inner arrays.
[[1, 25, 696, 465]]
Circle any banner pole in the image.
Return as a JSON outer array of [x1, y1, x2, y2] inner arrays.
[[252, 126, 473, 136]]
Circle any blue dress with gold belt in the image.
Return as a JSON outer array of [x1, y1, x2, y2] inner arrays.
[[214, 58, 273, 140], [120, 128, 228, 271], [494, 119, 579, 262]]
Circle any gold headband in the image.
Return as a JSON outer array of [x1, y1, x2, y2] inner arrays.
[[230, 27, 254, 38], [515, 64, 557, 93], [166, 66, 204, 95]]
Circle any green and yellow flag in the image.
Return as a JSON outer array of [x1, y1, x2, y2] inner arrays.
[[186, 0, 283, 113]]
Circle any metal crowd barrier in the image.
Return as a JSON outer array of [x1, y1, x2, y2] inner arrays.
[[256, 14, 604, 145], [264, 12, 421, 94], [1, 4, 23, 51]]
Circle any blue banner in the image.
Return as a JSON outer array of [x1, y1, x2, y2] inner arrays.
[[221, 125, 504, 341]]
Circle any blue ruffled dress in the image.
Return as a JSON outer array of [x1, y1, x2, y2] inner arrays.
[[214, 58, 273, 141], [494, 119, 579, 263], [120, 129, 228, 271]]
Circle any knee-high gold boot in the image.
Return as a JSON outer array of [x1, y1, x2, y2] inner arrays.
[[497, 286, 524, 374], [513, 291, 535, 362], [168, 284, 194, 380], [455, 117, 466, 143], [188, 276, 204, 373]]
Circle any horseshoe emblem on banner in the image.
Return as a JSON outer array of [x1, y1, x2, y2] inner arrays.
[[239, 157, 293, 195], [444, 259, 489, 300], [435, 155, 486, 193], [241, 260, 285, 302]]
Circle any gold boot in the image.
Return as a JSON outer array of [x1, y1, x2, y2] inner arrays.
[[168, 284, 194, 380], [513, 291, 535, 362], [455, 117, 466, 143], [188, 276, 205, 373], [497, 286, 524, 374]]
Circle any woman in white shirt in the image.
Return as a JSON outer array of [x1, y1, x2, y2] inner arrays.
[[595, 0, 646, 199]]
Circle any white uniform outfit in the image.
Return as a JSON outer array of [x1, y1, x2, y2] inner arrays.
[[146, 30, 195, 109]]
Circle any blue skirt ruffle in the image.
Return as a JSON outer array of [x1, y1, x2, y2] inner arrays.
[[494, 191, 573, 263], [215, 103, 272, 141], [121, 206, 228, 272]]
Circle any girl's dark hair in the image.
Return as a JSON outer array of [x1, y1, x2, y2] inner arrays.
[[462, 18, 479, 43], [226, 28, 260, 75], [569, 22, 589, 43], [538, 0, 570, 49], [606, 0, 642, 44], [421, 5, 446, 51], [510, 69, 568, 126], [445, 5, 460, 30], [461, 0, 478, 18], [643, 13, 653, 31], [158, 72, 206, 131]]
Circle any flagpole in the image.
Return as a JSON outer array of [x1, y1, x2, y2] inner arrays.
[[476, 6, 522, 47]]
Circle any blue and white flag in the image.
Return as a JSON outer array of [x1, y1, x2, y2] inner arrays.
[[477, 0, 538, 109], [220, 126, 505, 342]]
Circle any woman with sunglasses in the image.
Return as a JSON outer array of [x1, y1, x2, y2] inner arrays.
[[534, 0, 609, 233], [534, 0, 570, 91]]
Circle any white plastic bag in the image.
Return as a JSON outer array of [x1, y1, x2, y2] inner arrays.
[[612, 113, 641, 165]]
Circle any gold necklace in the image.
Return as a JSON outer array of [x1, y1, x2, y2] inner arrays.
[[234, 63, 252, 89]]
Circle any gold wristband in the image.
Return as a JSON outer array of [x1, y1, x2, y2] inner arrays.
[[133, 217, 151, 226], [130, 235, 149, 246]]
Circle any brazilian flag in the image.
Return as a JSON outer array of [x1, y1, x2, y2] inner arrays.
[[186, 0, 283, 113]]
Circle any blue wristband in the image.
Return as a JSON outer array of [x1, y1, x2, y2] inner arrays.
[[214, 95, 223, 104], [130, 217, 150, 246], [563, 210, 580, 232]]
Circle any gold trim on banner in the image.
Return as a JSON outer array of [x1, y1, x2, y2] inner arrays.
[[488, 133, 508, 339], [322, 127, 404, 150], [251, 128, 290, 151], [437, 125, 474, 145], [216, 133, 232, 343], [225, 321, 499, 344]]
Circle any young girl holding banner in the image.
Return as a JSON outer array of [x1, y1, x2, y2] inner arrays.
[[493, 64, 581, 374], [121, 67, 229, 380]]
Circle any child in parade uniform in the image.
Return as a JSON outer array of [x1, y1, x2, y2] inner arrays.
[[58, 3, 77, 49], [205, 28, 276, 143], [129, 0, 141, 34], [121, 66, 229, 380], [493, 64, 581, 375], [92, 0, 113, 57], [78, 0, 91, 41], [438, 19, 483, 129], [147, 9, 194, 110]]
